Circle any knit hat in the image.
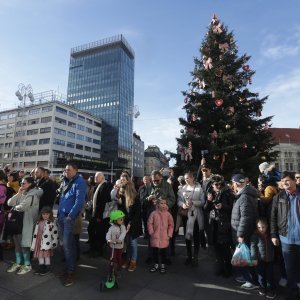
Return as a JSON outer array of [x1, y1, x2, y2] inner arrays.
[[259, 162, 270, 173], [231, 174, 246, 183]]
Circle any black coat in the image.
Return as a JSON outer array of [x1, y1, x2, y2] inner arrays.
[[93, 182, 112, 220], [204, 187, 234, 244], [119, 195, 143, 240], [37, 178, 56, 211]]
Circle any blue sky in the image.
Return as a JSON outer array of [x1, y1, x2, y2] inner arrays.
[[1, 0, 300, 156]]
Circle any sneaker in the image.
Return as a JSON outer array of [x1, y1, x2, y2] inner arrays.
[[63, 272, 74, 287], [258, 287, 266, 296], [241, 282, 258, 290], [278, 277, 288, 287], [39, 265, 51, 276], [17, 265, 32, 275], [150, 264, 159, 273], [265, 290, 276, 299], [34, 265, 45, 275], [160, 264, 166, 274], [7, 263, 22, 273], [235, 276, 246, 283]]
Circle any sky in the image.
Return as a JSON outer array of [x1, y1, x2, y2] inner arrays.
[[1, 0, 300, 157]]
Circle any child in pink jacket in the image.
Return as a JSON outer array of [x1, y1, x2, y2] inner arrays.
[[147, 198, 174, 274]]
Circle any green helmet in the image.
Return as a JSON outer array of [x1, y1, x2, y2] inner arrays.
[[110, 210, 125, 222]]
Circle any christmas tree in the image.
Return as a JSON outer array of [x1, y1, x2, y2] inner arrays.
[[176, 14, 278, 181]]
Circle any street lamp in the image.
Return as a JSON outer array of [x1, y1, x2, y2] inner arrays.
[[14, 83, 34, 169], [128, 105, 140, 178]]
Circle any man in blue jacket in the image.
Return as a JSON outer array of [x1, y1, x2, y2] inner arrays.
[[58, 162, 86, 287]]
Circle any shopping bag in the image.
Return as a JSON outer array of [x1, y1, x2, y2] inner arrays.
[[5, 209, 24, 235], [231, 243, 251, 267]]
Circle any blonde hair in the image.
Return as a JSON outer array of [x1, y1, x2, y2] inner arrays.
[[123, 183, 137, 209]]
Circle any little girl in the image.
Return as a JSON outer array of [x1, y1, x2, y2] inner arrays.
[[31, 206, 58, 276], [250, 218, 276, 299], [147, 198, 174, 274], [106, 210, 127, 273]]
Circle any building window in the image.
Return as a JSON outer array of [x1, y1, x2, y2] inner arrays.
[[53, 138, 65, 146], [42, 105, 53, 112], [8, 113, 16, 119], [38, 149, 49, 156], [27, 129, 39, 135], [29, 108, 41, 115], [13, 152, 18, 158], [40, 127, 51, 134], [15, 130, 25, 137], [77, 134, 84, 141], [41, 116, 52, 123], [93, 139, 100, 145], [56, 106, 67, 115], [67, 131, 75, 139], [85, 146, 91, 152], [68, 111, 77, 118], [0, 124, 6, 130], [93, 130, 101, 136], [67, 142, 75, 148], [54, 128, 66, 136], [26, 140, 38, 146], [6, 133, 13, 138], [78, 115, 85, 122], [68, 121, 76, 128], [85, 127, 92, 133], [76, 144, 83, 150], [86, 118, 92, 124], [92, 148, 101, 154], [28, 118, 40, 125], [285, 163, 289, 170], [39, 138, 50, 145], [0, 115, 8, 120], [5, 143, 12, 148], [55, 116, 67, 125], [4, 153, 11, 159], [85, 136, 92, 143], [289, 163, 293, 171], [94, 121, 101, 128], [77, 124, 85, 131], [7, 123, 15, 129], [25, 150, 37, 157]]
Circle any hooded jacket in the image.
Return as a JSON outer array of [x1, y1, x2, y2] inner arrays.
[[231, 185, 257, 242]]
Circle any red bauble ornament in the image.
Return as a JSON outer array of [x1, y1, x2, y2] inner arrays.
[[215, 99, 224, 106], [242, 65, 250, 71]]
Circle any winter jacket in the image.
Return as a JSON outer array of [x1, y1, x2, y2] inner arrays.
[[118, 195, 143, 240], [177, 182, 205, 230], [149, 180, 176, 209], [58, 173, 86, 220], [147, 208, 174, 248], [7, 188, 43, 247], [270, 187, 300, 239], [250, 231, 274, 262], [204, 186, 234, 244], [231, 185, 257, 243], [31, 219, 59, 251], [106, 223, 127, 249], [36, 177, 57, 210], [92, 181, 112, 220]]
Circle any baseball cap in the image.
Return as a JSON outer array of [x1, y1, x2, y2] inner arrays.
[[231, 174, 246, 183]]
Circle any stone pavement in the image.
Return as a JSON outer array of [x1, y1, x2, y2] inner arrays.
[[0, 223, 287, 300]]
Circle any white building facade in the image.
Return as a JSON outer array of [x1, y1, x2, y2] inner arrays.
[[0, 96, 103, 174]]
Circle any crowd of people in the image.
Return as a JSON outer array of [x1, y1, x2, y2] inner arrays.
[[0, 162, 299, 300]]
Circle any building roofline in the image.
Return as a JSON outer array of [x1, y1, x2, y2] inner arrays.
[[70, 34, 135, 59]]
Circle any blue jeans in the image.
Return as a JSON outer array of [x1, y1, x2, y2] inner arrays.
[[281, 243, 300, 296], [59, 217, 76, 273], [126, 233, 138, 261]]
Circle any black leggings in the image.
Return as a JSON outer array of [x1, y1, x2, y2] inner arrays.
[[183, 218, 200, 259], [152, 247, 167, 264]]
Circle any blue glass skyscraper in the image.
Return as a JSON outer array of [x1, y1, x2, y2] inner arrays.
[[67, 35, 134, 170]]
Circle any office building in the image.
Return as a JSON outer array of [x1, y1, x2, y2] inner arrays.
[[132, 132, 144, 179], [0, 91, 105, 174], [67, 35, 135, 172]]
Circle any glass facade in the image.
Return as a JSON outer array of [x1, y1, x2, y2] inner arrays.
[[67, 35, 134, 169]]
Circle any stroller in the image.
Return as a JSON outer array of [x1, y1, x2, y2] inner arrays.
[[99, 242, 119, 291]]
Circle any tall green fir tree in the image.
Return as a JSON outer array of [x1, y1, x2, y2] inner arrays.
[[176, 14, 278, 181]]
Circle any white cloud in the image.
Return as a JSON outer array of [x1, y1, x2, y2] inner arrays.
[[261, 68, 300, 127]]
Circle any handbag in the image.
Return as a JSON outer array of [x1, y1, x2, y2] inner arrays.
[[5, 209, 24, 235], [178, 207, 188, 217], [5, 195, 34, 236]]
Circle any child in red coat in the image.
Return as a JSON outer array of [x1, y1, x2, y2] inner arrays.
[[147, 198, 174, 274]]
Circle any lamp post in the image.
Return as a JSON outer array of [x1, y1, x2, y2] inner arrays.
[[128, 105, 140, 179], [14, 83, 35, 169]]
